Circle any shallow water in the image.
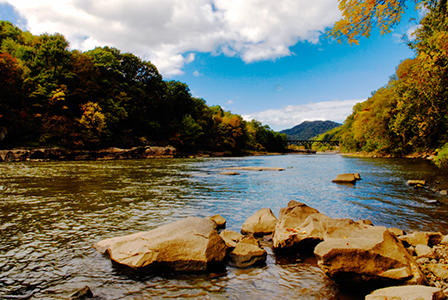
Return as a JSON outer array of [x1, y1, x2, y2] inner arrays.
[[1, 154, 448, 299]]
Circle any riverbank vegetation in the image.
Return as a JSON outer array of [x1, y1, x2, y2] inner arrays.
[[330, 0, 448, 167], [0, 21, 286, 154]]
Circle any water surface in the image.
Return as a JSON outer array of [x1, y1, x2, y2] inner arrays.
[[1, 154, 448, 299]]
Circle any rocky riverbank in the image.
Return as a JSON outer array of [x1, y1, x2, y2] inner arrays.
[[0, 147, 319, 162], [0, 146, 177, 162], [86, 201, 448, 300]]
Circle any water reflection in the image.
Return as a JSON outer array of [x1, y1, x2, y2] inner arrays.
[[1, 155, 448, 299]]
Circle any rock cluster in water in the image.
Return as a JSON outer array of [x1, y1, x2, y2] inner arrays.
[[93, 200, 448, 299]]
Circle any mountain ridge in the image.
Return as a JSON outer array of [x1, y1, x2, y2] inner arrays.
[[280, 120, 342, 140]]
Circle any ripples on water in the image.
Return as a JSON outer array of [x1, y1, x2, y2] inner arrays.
[[1, 154, 448, 299]]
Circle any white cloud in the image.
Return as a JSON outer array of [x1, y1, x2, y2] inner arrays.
[[226, 100, 234, 105], [242, 99, 364, 131], [7, 0, 341, 76]]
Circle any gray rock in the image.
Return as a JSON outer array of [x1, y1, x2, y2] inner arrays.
[[94, 217, 227, 273], [366, 285, 446, 300], [241, 208, 278, 236]]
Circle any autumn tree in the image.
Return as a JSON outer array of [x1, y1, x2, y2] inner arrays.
[[0, 53, 24, 145], [337, 0, 448, 158], [327, 0, 441, 44], [0, 20, 287, 153]]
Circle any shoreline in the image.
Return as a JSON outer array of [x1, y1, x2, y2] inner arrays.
[[0, 147, 318, 162]]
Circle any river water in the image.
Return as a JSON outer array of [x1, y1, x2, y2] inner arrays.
[[1, 154, 448, 299]]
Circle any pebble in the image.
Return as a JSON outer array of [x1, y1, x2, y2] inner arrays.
[[415, 241, 448, 294]]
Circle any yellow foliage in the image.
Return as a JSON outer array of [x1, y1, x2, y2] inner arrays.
[[79, 102, 106, 135], [329, 0, 408, 44]]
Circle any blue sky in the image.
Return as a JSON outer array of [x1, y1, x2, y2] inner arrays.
[[1, 1, 418, 131]]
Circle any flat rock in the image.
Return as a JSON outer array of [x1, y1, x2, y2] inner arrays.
[[219, 171, 240, 176], [222, 167, 285, 171], [94, 217, 227, 273], [332, 173, 361, 183], [366, 285, 446, 300], [407, 180, 427, 186], [241, 208, 278, 236]]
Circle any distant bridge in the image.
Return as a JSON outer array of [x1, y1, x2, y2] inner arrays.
[[287, 140, 340, 147]]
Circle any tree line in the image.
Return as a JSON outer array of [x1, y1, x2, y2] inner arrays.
[[330, 0, 448, 167], [0, 21, 287, 154]]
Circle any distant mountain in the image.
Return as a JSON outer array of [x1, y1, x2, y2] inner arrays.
[[280, 121, 342, 140]]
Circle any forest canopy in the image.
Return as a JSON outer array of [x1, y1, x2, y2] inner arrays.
[[0, 21, 287, 154]]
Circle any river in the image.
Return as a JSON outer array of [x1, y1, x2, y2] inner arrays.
[[1, 154, 448, 299]]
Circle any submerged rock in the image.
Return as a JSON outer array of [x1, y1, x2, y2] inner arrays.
[[94, 217, 227, 273], [222, 167, 285, 171]]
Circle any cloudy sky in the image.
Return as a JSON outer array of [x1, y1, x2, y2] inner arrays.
[[1, 0, 418, 131]]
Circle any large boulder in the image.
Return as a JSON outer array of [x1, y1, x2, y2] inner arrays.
[[241, 208, 278, 236], [228, 235, 267, 268], [94, 217, 227, 273], [314, 225, 426, 290], [272, 201, 331, 253], [366, 285, 446, 300]]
